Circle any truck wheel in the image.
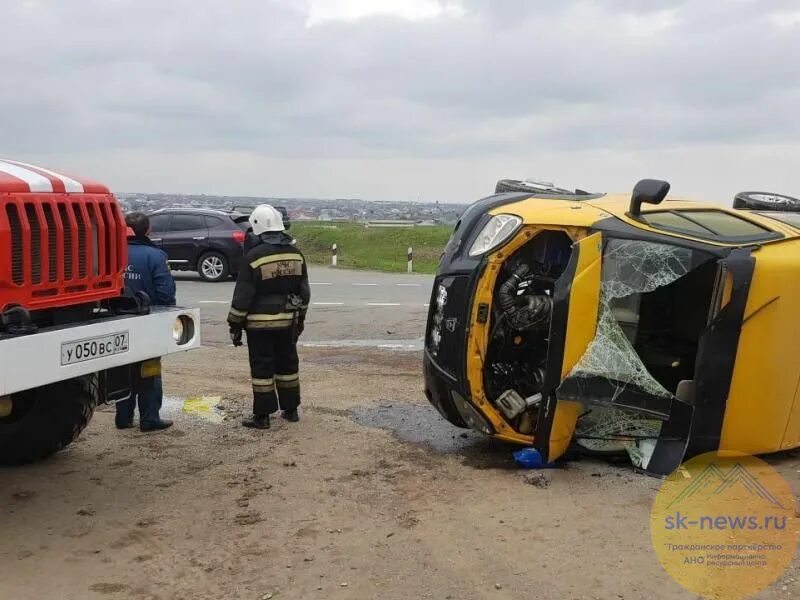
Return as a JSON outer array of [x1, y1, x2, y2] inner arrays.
[[733, 192, 800, 212], [0, 377, 97, 466], [198, 251, 230, 282]]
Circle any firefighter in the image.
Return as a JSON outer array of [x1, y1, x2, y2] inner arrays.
[[116, 212, 177, 432], [228, 204, 310, 430]]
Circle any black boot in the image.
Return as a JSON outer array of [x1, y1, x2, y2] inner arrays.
[[243, 414, 271, 430], [283, 409, 300, 423], [140, 419, 173, 433]]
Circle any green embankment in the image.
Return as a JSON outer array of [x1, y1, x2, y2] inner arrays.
[[291, 222, 452, 274]]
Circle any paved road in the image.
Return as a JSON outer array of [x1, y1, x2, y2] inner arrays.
[[175, 267, 434, 347]]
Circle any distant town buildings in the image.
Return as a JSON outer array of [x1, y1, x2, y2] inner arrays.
[[116, 193, 467, 224]]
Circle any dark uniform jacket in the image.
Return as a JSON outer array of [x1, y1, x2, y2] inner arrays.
[[125, 236, 176, 306], [227, 233, 310, 331]]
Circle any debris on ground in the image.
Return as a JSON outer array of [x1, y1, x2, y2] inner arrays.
[[233, 511, 264, 526], [522, 472, 551, 489]]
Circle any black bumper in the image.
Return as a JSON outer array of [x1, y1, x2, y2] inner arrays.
[[423, 348, 468, 428]]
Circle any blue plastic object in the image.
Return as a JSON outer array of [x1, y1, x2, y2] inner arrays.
[[513, 448, 555, 469]]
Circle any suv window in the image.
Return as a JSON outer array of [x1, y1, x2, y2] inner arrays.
[[149, 214, 170, 233], [170, 214, 207, 231], [642, 209, 779, 242], [204, 215, 226, 228]]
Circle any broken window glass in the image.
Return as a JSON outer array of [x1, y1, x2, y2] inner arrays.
[[560, 239, 704, 468]]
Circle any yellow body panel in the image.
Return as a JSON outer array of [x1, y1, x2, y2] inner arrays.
[[560, 232, 603, 379], [491, 198, 612, 228], [549, 400, 584, 460], [547, 232, 603, 461], [720, 240, 800, 453]]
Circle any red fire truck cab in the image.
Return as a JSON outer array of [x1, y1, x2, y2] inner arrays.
[[0, 160, 200, 464]]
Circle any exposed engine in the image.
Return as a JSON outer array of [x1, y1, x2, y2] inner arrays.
[[484, 231, 573, 433], [496, 264, 553, 331]]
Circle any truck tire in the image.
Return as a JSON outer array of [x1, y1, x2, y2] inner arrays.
[[0, 376, 97, 465], [198, 251, 230, 282], [733, 192, 800, 212]]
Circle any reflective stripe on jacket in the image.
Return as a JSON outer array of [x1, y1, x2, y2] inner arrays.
[[227, 232, 311, 330]]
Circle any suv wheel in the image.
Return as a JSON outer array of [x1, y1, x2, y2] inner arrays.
[[198, 251, 230, 282]]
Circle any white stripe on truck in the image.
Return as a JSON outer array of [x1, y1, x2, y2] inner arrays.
[[5, 159, 85, 193], [0, 160, 53, 192]]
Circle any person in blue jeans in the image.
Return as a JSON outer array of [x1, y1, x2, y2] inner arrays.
[[115, 212, 177, 432]]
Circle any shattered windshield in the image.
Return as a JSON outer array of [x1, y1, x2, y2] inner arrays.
[[559, 239, 715, 467]]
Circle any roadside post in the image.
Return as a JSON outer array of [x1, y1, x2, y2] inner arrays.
[[332, 243, 338, 267], [407, 247, 413, 273]]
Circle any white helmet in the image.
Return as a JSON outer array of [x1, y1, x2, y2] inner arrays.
[[249, 204, 285, 235]]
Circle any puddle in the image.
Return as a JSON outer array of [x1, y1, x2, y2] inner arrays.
[[301, 338, 423, 351], [351, 403, 517, 468], [162, 395, 225, 423]]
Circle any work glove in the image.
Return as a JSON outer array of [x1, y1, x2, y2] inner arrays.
[[230, 326, 243, 347]]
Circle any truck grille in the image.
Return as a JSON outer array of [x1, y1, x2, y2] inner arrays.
[[57, 203, 74, 279], [25, 204, 42, 284], [42, 204, 58, 283], [2, 195, 126, 307], [7, 204, 23, 285]]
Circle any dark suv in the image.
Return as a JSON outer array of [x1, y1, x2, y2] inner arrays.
[[148, 208, 248, 282]]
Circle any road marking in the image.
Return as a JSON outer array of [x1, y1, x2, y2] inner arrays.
[[396, 283, 422, 287], [198, 300, 425, 308], [423, 303, 430, 307], [310, 282, 333, 286], [353, 283, 378, 286]]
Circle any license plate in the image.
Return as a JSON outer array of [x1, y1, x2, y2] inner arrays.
[[61, 332, 130, 366]]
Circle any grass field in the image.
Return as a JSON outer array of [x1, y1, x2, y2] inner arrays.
[[291, 221, 452, 273]]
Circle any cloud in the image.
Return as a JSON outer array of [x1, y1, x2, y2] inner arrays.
[[306, 0, 466, 26], [1, 0, 798, 202], [768, 9, 800, 29]]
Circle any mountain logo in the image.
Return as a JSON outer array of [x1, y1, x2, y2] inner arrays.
[[667, 461, 785, 510]]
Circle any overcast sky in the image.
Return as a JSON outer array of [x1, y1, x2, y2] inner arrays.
[[3, 0, 799, 203]]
